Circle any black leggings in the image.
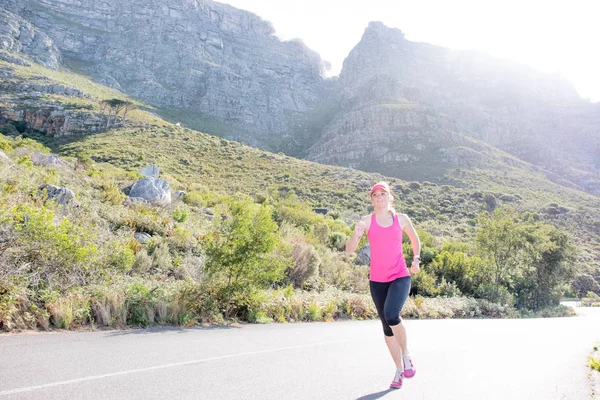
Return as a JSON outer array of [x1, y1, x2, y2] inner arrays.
[[369, 276, 411, 337]]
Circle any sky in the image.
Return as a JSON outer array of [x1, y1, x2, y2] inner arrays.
[[218, 0, 600, 102]]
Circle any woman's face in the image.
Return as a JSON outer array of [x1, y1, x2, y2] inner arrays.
[[370, 189, 389, 209]]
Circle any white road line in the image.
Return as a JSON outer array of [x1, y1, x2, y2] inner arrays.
[[0, 338, 357, 396]]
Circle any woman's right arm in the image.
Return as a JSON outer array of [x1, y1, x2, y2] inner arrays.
[[345, 216, 369, 254]]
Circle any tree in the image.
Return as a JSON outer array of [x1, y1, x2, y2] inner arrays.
[[514, 225, 576, 310], [475, 207, 528, 303], [204, 200, 289, 296], [100, 99, 137, 128], [476, 207, 578, 309], [572, 274, 600, 297], [122, 101, 137, 121]]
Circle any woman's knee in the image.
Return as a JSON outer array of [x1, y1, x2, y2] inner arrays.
[[382, 324, 393, 337], [384, 313, 401, 327]]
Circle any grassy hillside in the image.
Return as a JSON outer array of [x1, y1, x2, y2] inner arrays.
[[0, 133, 579, 331], [0, 53, 597, 331], [2, 52, 599, 260], [59, 126, 600, 260], [2, 53, 599, 267]]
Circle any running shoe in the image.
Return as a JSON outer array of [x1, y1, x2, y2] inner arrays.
[[390, 370, 404, 389], [403, 357, 416, 379]]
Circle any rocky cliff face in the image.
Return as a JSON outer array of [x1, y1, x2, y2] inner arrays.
[[0, 7, 61, 68], [0, 57, 118, 136], [3, 0, 327, 147], [307, 22, 600, 193], [2, 3, 599, 195]]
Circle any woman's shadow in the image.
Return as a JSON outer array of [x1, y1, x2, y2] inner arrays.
[[355, 388, 395, 400]]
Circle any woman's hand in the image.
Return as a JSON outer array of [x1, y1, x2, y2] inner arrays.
[[410, 259, 421, 275], [354, 220, 368, 237]]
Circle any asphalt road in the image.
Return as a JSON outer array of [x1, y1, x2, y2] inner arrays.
[[1, 305, 599, 400]]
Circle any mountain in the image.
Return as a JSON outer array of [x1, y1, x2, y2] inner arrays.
[[1, 1, 599, 195], [1, 0, 327, 147], [307, 22, 600, 194]]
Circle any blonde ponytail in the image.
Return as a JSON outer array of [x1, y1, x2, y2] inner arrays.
[[388, 192, 396, 215]]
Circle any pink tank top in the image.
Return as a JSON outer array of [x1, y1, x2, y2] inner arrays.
[[367, 213, 409, 282]]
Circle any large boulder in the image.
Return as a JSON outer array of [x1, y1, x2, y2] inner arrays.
[[0, 151, 10, 163], [128, 177, 171, 205], [134, 233, 152, 244], [37, 184, 78, 206], [121, 183, 133, 196], [139, 164, 160, 178], [30, 152, 70, 168], [356, 244, 371, 266]]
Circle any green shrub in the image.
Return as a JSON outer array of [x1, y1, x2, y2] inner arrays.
[[169, 226, 197, 251], [0, 133, 14, 152], [0, 281, 51, 331], [589, 356, 600, 372], [428, 248, 486, 296], [151, 242, 173, 274], [121, 209, 171, 236], [276, 200, 320, 227], [306, 302, 322, 321], [328, 232, 348, 252], [75, 154, 93, 169], [101, 181, 126, 205], [255, 194, 268, 204], [182, 190, 219, 208], [475, 283, 515, 306], [109, 245, 136, 273], [248, 309, 273, 324], [312, 222, 330, 245], [15, 137, 50, 153], [483, 193, 497, 211], [437, 278, 462, 297], [7, 204, 99, 288], [287, 241, 321, 288], [132, 251, 153, 274], [172, 208, 189, 223], [17, 156, 33, 168], [0, 123, 19, 137], [125, 282, 155, 327], [42, 169, 60, 185], [46, 293, 91, 329], [411, 270, 439, 297], [183, 191, 204, 207], [582, 292, 600, 307]]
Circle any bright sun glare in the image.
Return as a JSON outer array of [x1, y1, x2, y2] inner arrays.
[[219, 0, 600, 102]]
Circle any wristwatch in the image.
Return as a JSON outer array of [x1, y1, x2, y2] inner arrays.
[[413, 255, 421, 261]]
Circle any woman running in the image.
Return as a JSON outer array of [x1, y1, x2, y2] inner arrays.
[[346, 181, 421, 389]]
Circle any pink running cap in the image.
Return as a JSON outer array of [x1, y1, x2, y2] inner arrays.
[[370, 182, 390, 195]]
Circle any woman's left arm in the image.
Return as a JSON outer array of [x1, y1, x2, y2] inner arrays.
[[400, 214, 421, 273]]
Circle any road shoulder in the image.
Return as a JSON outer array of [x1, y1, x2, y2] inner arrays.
[[589, 345, 600, 398]]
